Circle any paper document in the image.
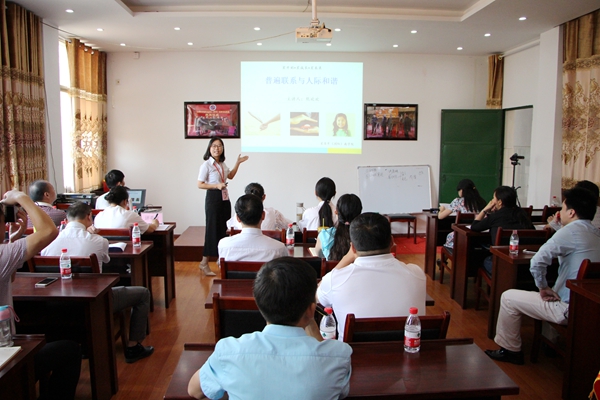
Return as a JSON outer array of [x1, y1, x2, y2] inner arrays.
[[0, 346, 21, 369], [141, 212, 163, 224], [109, 242, 127, 252]]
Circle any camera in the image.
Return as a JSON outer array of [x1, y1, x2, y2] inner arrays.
[[509, 153, 525, 162], [2, 204, 19, 223]]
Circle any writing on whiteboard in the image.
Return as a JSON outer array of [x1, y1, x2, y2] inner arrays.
[[364, 167, 422, 183]]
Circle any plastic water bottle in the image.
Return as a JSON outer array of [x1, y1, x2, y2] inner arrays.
[[551, 196, 559, 207], [320, 307, 336, 340], [132, 223, 141, 248], [404, 307, 421, 353], [0, 306, 13, 347], [132, 206, 138, 214], [296, 202, 305, 222], [286, 223, 295, 248], [509, 230, 519, 256], [59, 220, 67, 232], [60, 248, 72, 279]]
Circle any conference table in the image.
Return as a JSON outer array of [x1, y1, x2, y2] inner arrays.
[[164, 339, 519, 399], [205, 279, 435, 309], [0, 335, 45, 400], [563, 279, 600, 400], [423, 211, 455, 280], [12, 273, 120, 400], [143, 223, 176, 308], [109, 240, 154, 310]]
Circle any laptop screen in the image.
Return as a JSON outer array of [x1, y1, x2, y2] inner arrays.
[[127, 189, 146, 209]]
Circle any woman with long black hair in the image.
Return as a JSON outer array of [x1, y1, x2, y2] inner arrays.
[[197, 137, 248, 275]]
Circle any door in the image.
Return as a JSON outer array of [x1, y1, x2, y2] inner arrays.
[[439, 110, 504, 203]]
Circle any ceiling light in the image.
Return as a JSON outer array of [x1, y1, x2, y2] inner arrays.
[[187, 42, 193, 46], [484, 33, 491, 37], [97, 28, 103, 32], [254, 27, 260, 31], [120, 43, 126, 47], [334, 28, 341, 32], [174, 27, 181, 31], [393, 44, 398, 48], [65, 9, 74, 13], [457, 47, 463, 50], [411, 30, 417, 34], [326, 43, 332, 46], [257, 42, 262, 46], [519, 16, 527, 21]]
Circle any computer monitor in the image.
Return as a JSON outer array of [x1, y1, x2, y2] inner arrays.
[[127, 189, 146, 209]]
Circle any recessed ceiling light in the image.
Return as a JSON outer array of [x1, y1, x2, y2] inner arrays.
[[334, 28, 341, 32], [326, 43, 332, 46], [254, 27, 260, 31], [393, 44, 398, 48], [457, 47, 463, 50], [174, 27, 181, 31], [97, 28, 103, 32], [411, 30, 417, 34], [65, 9, 74, 13], [257, 42, 262, 46], [120, 43, 126, 47], [519, 16, 527, 21], [187, 42, 193, 46], [484, 33, 491, 37]]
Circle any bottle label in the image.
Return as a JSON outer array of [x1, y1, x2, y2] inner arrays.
[[60, 265, 72, 277], [321, 330, 336, 340], [286, 238, 294, 246], [132, 236, 141, 246], [404, 330, 421, 348], [509, 243, 518, 252]]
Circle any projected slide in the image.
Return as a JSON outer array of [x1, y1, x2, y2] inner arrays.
[[241, 62, 363, 154]]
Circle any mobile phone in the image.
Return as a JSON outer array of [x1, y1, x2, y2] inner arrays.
[[3, 205, 18, 223], [35, 277, 58, 288]]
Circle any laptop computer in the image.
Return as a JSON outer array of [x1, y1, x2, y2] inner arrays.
[[127, 189, 146, 209]]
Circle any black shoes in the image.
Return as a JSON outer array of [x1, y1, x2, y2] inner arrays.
[[485, 347, 524, 365], [125, 343, 154, 363]]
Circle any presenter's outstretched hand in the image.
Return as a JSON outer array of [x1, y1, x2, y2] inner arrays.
[[236, 154, 249, 165]]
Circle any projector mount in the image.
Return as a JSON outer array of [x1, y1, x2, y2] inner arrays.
[[296, 0, 333, 43]]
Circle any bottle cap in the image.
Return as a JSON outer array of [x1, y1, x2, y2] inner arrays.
[[61, 248, 67, 253], [134, 223, 139, 226], [288, 223, 293, 227], [409, 307, 418, 314], [324, 307, 333, 315], [512, 230, 517, 234]]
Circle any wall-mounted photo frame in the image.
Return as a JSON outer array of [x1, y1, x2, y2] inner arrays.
[[364, 103, 418, 140], [184, 101, 240, 139]]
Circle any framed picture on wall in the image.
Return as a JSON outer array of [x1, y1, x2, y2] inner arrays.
[[364, 103, 418, 140], [184, 101, 240, 139]]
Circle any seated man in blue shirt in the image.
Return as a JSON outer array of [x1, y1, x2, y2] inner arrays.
[[486, 187, 600, 365], [187, 257, 352, 399]]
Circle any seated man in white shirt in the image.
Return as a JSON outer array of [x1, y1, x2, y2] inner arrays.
[[316, 212, 427, 341], [218, 194, 288, 267], [41, 201, 154, 363], [95, 169, 125, 210]]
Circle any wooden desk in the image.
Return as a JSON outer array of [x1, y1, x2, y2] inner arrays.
[[109, 241, 154, 310], [286, 243, 317, 258], [164, 339, 519, 399], [564, 280, 600, 400], [0, 335, 45, 400], [174, 226, 205, 261], [423, 212, 454, 279], [451, 224, 490, 308], [205, 279, 435, 309], [13, 273, 119, 400], [143, 223, 176, 308]]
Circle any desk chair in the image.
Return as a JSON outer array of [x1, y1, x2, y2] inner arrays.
[[521, 206, 534, 220], [474, 227, 551, 310], [530, 259, 600, 363], [92, 209, 103, 216], [438, 212, 475, 285], [302, 228, 319, 244], [212, 293, 266, 341], [343, 311, 451, 343], [228, 227, 285, 242], [219, 258, 265, 279], [321, 259, 338, 276], [95, 228, 131, 240], [540, 205, 561, 223], [27, 254, 129, 349]]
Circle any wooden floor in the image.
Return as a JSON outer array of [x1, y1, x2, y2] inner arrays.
[[74, 253, 564, 399]]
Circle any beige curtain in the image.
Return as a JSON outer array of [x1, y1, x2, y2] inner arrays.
[[486, 54, 504, 109], [66, 38, 107, 192], [0, 1, 46, 194], [562, 9, 600, 189]]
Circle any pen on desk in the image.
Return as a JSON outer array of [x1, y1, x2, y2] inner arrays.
[[153, 213, 158, 220]]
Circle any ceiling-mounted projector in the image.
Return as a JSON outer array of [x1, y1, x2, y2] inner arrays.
[[296, 0, 332, 43], [295, 25, 333, 43]]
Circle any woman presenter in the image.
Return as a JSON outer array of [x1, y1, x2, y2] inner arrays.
[[197, 137, 248, 275]]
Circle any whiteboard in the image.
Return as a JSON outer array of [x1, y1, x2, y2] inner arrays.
[[358, 165, 432, 214]]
